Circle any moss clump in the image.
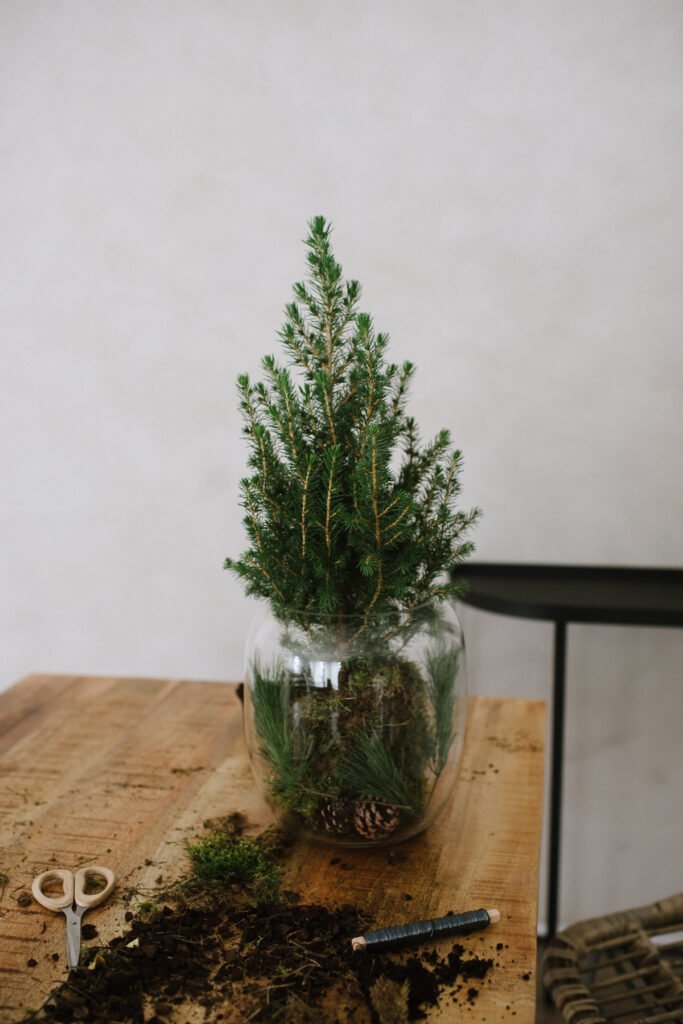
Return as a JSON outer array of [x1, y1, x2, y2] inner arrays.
[[187, 834, 281, 904]]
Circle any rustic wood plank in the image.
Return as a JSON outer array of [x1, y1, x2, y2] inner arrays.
[[286, 696, 546, 1023], [0, 676, 545, 1023]]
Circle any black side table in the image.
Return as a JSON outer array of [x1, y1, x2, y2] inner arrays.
[[451, 563, 683, 937]]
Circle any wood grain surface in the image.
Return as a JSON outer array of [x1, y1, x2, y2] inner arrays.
[[0, 675, 545, 1023]]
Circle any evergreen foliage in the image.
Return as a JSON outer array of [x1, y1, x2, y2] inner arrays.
[[425, 643, 461, 774], [251, 662, 316, 817], [336, 729, 425, 817], [225, 216, 480, 628]]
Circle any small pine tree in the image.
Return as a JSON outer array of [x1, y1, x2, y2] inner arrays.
[[225, 216, 479, 629], [226, 217, 478, 841]]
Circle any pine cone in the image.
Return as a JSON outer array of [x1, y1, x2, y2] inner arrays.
[[353, 797, 400, 839], [317, 796, 354, 835]]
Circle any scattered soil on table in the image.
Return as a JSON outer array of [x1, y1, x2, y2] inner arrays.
[[20, 816, 494, 1024]]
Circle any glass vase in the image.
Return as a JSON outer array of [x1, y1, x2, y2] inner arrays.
[[242, 600, 468, 847]]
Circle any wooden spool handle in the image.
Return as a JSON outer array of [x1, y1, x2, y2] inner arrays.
[[32, 869, 74, 911], [74, 865, 116, 908]]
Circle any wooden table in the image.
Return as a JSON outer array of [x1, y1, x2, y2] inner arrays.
[[0, 674, 545, 1023]]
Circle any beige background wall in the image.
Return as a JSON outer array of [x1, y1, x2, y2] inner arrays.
[[1, 0, 682, 930]]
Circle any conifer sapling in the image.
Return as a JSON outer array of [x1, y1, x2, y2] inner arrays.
[[227, 217, 479, 843]]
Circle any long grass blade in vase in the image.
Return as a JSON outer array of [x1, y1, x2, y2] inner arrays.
[[425, 642, 461, 775], [250, 661, 314, 815], [337, 728, 426, 819]]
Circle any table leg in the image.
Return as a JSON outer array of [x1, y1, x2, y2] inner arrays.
[[547, 619, 567, 938]]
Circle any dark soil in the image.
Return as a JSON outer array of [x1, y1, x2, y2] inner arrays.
[[20, 819, 494, 1024]]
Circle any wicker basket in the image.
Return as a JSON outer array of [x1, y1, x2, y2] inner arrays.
[[543, 893, 683, 1023]]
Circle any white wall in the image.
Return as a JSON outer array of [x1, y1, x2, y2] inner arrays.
[[1, 0, 681, 930]]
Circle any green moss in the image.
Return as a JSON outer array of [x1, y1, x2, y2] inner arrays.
[[187, 834, 280, 904]]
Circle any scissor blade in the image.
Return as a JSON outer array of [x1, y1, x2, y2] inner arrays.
[[62, 906, 84, 969]]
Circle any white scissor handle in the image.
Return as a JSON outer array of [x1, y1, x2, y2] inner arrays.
[[32, 869, 75, 911], [74, 865, 116, 908]]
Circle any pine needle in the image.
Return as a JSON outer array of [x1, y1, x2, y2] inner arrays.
[[250, 661, 313, 811], [425, 642, 460, 774], [336, 729, 424, 817]]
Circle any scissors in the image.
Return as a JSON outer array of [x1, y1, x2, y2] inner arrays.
[[32, 865, 116, 968]]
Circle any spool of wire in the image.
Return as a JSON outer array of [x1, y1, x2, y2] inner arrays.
[[351, 907, 500, 953]]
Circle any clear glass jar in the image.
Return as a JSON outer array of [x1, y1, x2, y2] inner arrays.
[[243, 600, 467, 846]]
